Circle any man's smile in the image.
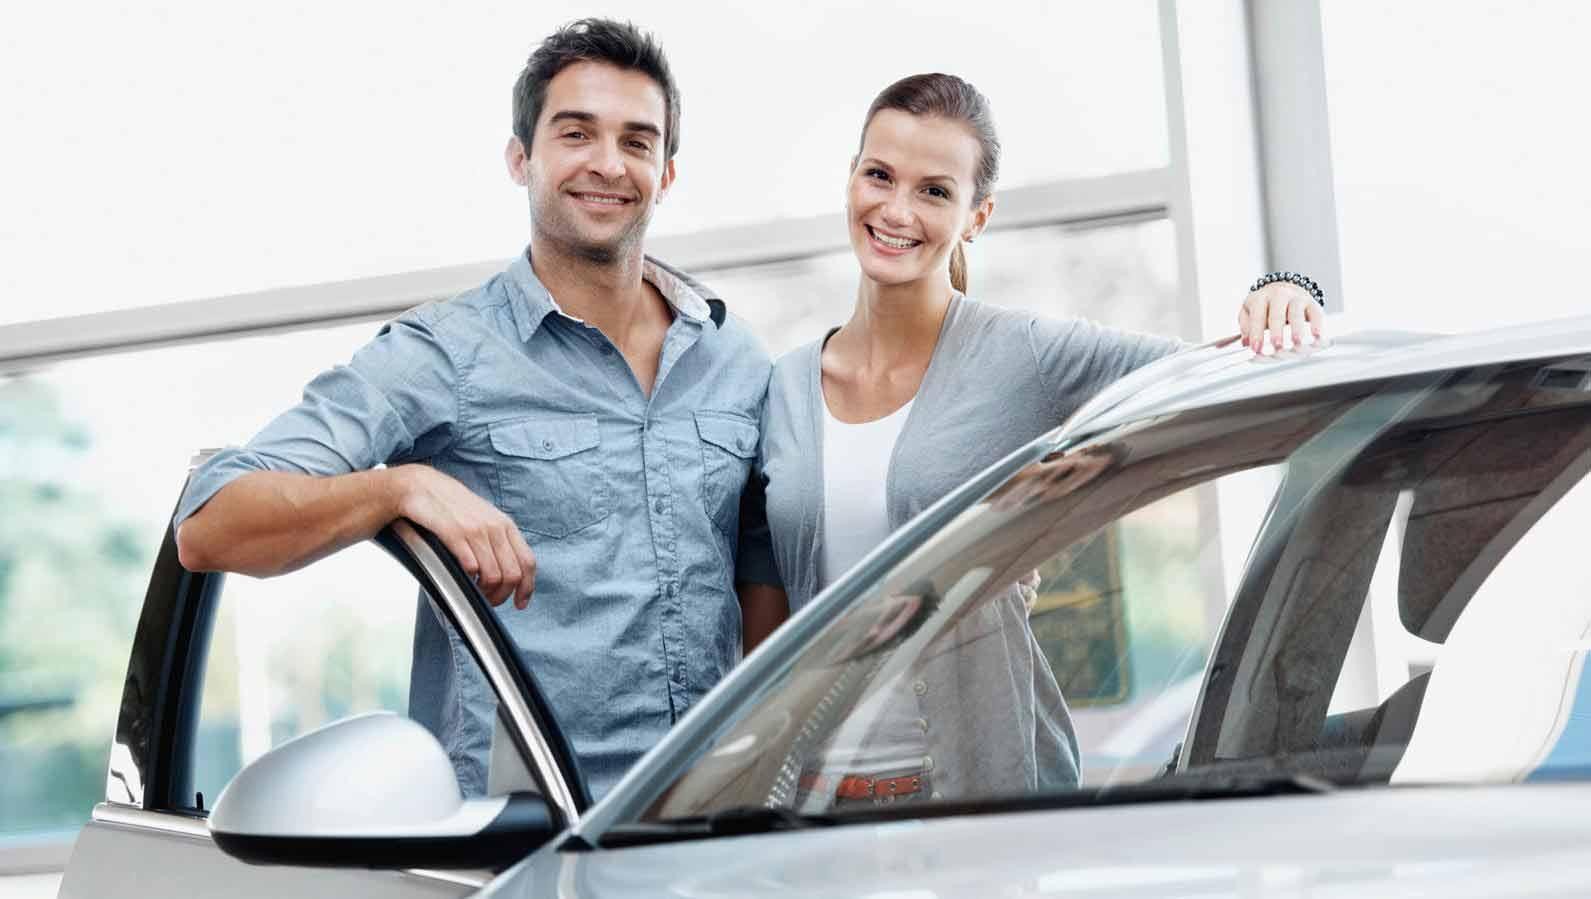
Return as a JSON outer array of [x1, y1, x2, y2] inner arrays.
[[568, 189, 637, 207]]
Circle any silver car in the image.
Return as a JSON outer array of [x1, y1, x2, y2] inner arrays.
[[59, 318, 1591, 897]]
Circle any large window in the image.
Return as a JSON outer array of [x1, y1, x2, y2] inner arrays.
[[0, 320, 390, 836], [1, 2, 1168, 326], [708, 217, 1178, 357], [1320, 1, 1591, 332]]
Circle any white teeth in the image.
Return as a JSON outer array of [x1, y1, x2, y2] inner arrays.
[[870, 227, 919, 249], [577, 194, 627, 205]]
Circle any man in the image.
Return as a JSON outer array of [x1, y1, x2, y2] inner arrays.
[[174, 18, 786, 800]]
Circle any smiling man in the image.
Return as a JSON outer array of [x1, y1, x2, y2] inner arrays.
[[173, 19, 786, 799]]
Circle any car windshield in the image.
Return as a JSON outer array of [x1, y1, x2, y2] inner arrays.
[[639, 353, 1591, 824]]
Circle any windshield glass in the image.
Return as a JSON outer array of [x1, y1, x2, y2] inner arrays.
[[641, 355, 1591, 822]]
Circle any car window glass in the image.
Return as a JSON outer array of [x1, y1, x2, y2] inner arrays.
[[646, 444, 1295, 818], [637, 359, 1591, 825], [185, 541, 521, 811]]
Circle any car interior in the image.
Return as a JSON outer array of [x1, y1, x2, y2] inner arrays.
[[1189, 359, 1591, 785]]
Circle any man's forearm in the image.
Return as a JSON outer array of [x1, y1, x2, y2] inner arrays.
[[175, 468, 407, 577]]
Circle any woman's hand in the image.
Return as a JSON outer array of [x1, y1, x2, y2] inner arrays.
[[1239, 281, 1325, 354]]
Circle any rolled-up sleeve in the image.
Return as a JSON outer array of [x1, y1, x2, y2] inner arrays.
[[175, 310, 461, 526]]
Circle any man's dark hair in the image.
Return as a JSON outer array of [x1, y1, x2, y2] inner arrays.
[[512, 18, 681, 161]]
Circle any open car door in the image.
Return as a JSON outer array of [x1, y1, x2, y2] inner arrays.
[[58, 470, 587, 899]]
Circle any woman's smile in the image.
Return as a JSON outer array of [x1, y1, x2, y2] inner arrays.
[[865, 224, 923, 254]]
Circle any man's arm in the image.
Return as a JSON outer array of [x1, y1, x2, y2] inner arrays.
[[172, 311, 536, 608], [177, 465, 537, 608], [737, 582, 789, 654], [733, 443, 787, 654]]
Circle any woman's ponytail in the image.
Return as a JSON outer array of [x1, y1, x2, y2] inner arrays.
[[950, 242, 968, 294]]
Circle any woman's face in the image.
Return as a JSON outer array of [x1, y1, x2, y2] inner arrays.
[[846, 109, 991, 290]]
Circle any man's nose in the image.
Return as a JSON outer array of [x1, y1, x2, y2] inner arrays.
[[590, 140, 627, 180]]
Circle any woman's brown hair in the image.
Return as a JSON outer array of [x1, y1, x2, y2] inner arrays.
[[858, 73, 1000, 294]]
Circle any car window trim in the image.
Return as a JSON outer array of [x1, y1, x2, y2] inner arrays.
[[377, 520, 587, 821]]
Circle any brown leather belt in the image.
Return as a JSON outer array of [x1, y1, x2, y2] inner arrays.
[[799, 770, 926, 800]]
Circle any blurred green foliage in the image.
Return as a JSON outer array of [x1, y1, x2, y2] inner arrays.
[[0, 377, 152, 835]]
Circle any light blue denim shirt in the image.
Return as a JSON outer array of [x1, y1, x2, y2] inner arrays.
[[176, 249, 776, 800]]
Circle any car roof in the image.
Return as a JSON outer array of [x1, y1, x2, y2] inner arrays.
[[1054, 314, 1591, 448]]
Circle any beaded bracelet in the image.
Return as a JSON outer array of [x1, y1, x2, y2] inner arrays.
[[1250, 271, 1326, 308]]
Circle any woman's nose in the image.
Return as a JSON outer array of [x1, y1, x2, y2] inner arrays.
[[880, 192, 912, 226]]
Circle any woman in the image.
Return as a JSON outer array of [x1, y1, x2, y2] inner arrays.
[[755, 73, 1322, 804]]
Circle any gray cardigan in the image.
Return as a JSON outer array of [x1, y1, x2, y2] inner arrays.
[[757, 293, 1182, 796]]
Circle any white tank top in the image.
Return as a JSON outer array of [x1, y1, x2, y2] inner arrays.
[[820, 397, 913, 587], [818, 396, 929, 779]]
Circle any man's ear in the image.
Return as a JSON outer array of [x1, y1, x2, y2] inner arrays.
[[655, 157, 677, 204], [505, 136, 530, 187]]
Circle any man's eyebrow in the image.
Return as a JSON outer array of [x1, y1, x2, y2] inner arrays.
[[545, 110, 662, 138], [547, 110, 597, 127]]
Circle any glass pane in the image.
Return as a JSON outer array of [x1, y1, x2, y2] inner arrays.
[[711, 217, 1178, 358], [2, 3, 1167, 324], [0, 319, 394, 837]]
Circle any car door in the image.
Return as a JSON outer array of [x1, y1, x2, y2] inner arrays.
[[57, 472, 587, 899]]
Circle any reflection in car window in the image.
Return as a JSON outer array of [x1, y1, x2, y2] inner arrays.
[[642, 356, 1591, 821]]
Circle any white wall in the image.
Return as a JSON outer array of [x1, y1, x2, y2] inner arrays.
[[1321, 1, 1591, 333]]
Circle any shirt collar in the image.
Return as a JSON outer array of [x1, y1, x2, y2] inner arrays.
[[505, 247, 714, 343]]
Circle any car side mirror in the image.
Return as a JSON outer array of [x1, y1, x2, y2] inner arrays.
[[209, 712, 560, 870]]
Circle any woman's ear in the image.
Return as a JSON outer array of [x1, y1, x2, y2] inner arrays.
[[964, 195, 996, 242]]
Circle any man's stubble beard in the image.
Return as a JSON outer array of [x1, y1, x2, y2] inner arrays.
[[529, 180, 655, 267]]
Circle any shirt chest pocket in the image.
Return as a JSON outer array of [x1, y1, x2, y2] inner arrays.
[[695, 411, 758, 537], [489, 414, 610, 539]]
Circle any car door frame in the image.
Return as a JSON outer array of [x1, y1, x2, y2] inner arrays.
[[70, 483, 589, 891]]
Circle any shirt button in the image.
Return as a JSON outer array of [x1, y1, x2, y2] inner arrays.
[[666, 541, 676, 553], [915, 718, 929, 733], [912, 680, 928, 696], [653, 498, 664, 514], [922, 755, 934, 772], [541, 439, 554, 451]]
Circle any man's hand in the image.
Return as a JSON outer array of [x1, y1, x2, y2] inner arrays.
[[1239, 282, 1326, 354], [391, 465, 537, 609]]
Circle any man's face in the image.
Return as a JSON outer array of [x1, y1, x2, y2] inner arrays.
[[507, 61, 675, 264]]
